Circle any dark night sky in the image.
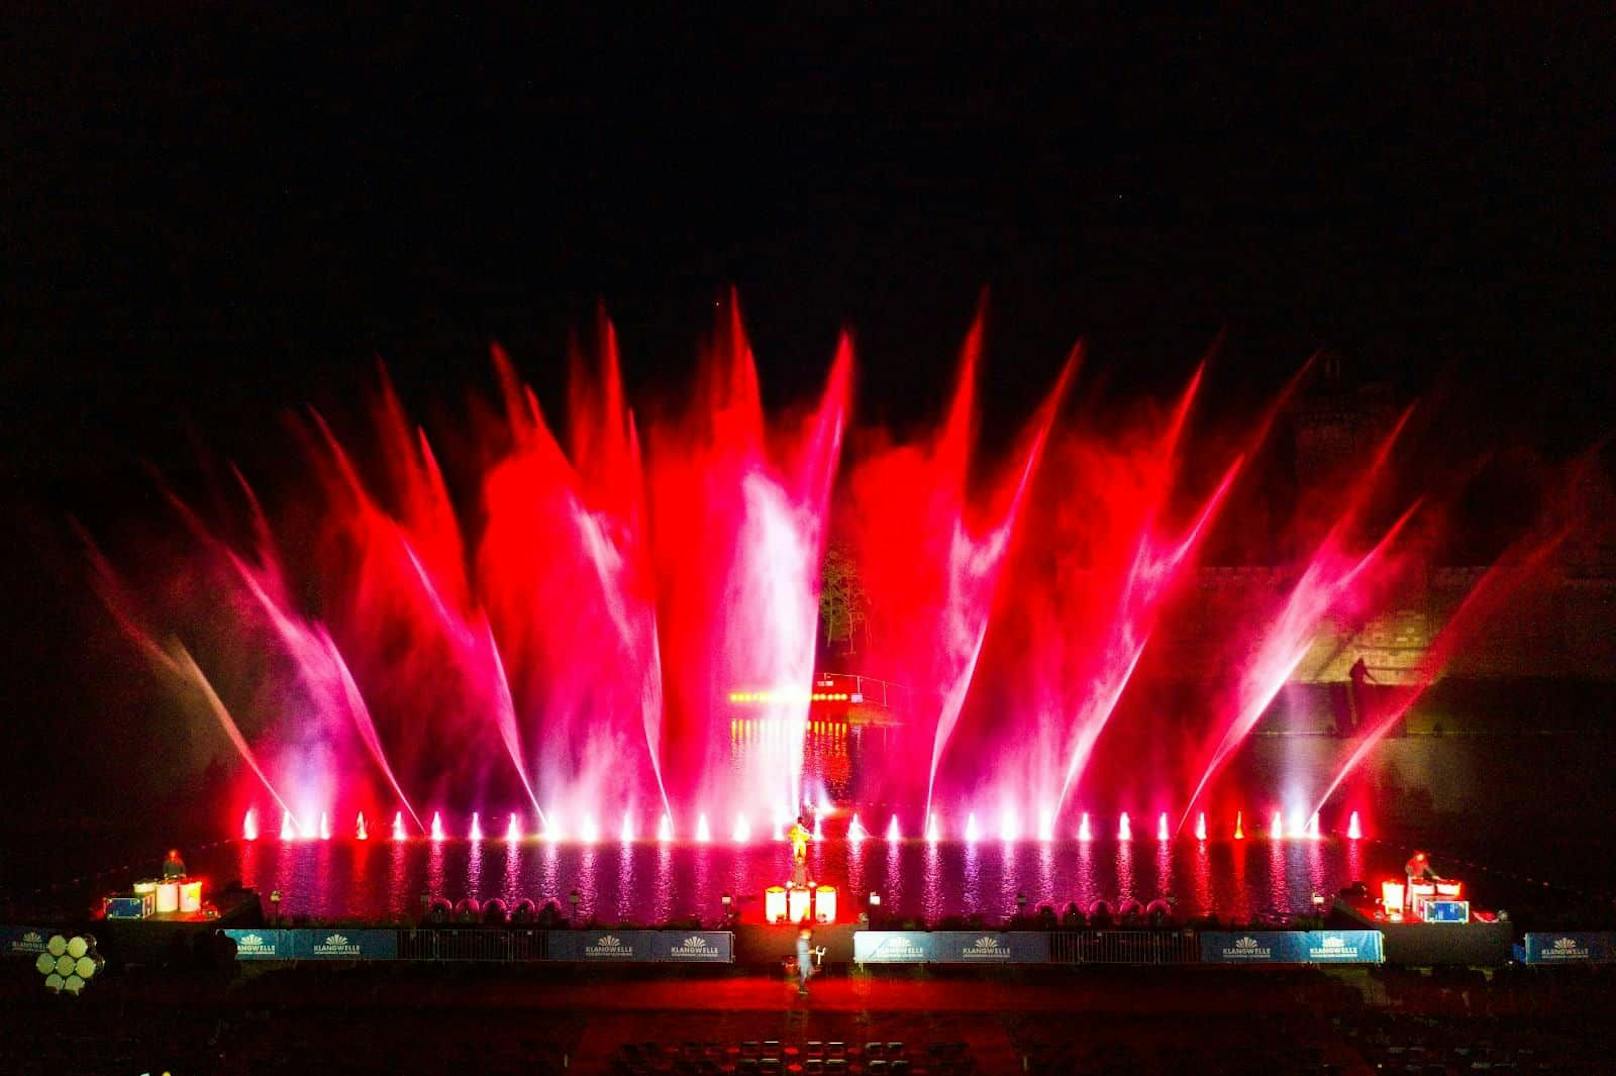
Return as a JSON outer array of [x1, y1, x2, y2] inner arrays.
[[1, 10, 1612, 831]]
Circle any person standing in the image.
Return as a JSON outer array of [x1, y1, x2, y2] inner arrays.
[[795, 926, 814, 996]]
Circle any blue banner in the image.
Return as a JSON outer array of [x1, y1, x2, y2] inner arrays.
[[221, 929, 294, 960], [1522, 933, 1615, 964], [287, 929, 399, 960], [653, 931, 733, 963], [929, 932, 1051, 964], [853, 932, 934, 964], [549, 929, 657, 962], [1202, 931, 1382, 965], [0, 926, 52, 958]]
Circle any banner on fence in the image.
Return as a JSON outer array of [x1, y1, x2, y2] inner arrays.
[[653, 931, 733, 963], [548, 930, 658, 962], [288, 929, 400, 960], [0, 927, 51, 958], [929, 932, 1051, 964], [1201, 931, 1382, 965], [221, 929, 293, 960], [1521, 933, 1614, 964], [853, 931, 934, 964]]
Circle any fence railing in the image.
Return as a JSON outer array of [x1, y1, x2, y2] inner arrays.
[[1049, 930, 1202, 965], [397, 929, 549, 962]]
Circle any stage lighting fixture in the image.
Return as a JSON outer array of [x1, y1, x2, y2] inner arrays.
[[868, 892, 882, 907]]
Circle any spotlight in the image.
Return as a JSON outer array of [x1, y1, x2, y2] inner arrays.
[[720, 892, 732, 907], [868, 891, 882, 908]]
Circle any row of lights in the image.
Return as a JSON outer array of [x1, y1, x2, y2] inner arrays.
[[726, 690, 853, 703], [247, 807, 1363, 843]]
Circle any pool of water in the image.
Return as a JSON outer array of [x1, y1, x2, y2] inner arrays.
[[198, 834, 1405, 925]]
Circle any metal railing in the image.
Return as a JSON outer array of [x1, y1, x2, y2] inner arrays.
[[1049, 930, 1201, 965], [397, 929, 549, 962]]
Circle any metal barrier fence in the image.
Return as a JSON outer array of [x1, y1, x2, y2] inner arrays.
[[1049, 930, 1202, 965], [397, 929, 550, 962]]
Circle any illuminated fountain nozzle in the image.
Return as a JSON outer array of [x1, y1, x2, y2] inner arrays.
[[355, 812, 368, 841], [1037, 808, 1054, 843], [695, 813, 711, 843], [506, 813, 522, 842], [926, 814, 941, 843], [392, 812, 406, 841], [886, 814, 901, 842], [280, 810, 298, 841], [242, 809, 259, 842], [430, 811, 445, 841], [468, 812, 483, 841], [657, 814, 673, 842], [1077, 813, 1092, 842], [999, 809, 1019, 843], [1194, 812, 1208, 842], [732, 813, 750, 843], [620, 812, 635, 843], [579, 815, 599, 844], [1157, 812, 1169, 842], [848, 814, 867, 842], [318, 811, 332, 841], [1234, 811, 1245, 840], [1270, 811, 1285, 840], [964, 812, 980, 843], [1306, 811, 1321, 840], [1118, 812, 1132, 841], [1347, 811, 1362, 840]]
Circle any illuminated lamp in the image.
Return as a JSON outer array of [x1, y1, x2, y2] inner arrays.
[[765, 886, 787, 924], [1435, 881, 1463, 899], [453, 897, 481, 923], [155, 881, 180, 914], [868, 891, 882, 908], [133, 880, 157, 898], [814, 885, 837, 923], [1380, 880, 1406, 919], [510, 898, 537, 924], [426, 897, 452, 924], [787, 884, 811, 923], [179, 880, 203, 914]]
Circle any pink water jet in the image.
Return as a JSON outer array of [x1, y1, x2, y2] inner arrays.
[[242, 809, 259, 842], [468, 812, 483, 841], [1078, 813, 1092, 842], [430, 811, 444, 841], [1346, 811, 1362, 840], [1194, 813, 1207, 842], [392, 812, 406, 840], [280, 810, 298, 841], [507, 813, 522, 842], [355, 812, 368, 841]]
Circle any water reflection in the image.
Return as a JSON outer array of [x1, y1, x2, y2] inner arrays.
[[197, 835, 1403, 926]]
